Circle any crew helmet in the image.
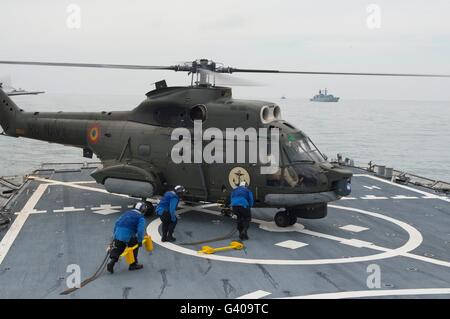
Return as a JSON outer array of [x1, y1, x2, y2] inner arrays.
[[134, 201, 147, 213], [174, 185, 186, 194]]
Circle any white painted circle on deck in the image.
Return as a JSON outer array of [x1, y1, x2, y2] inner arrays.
[[147, 205, 423, 265]]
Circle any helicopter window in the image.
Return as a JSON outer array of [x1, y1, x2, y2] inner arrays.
[[190, 104, 207, 122], [283, 122, 296, 130], [283, 132, 325, 163]]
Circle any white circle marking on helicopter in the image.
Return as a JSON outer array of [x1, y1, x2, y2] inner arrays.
[[147, 205, 423, 265]]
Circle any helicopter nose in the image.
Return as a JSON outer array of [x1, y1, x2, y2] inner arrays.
[[323, 166, 353, 196]]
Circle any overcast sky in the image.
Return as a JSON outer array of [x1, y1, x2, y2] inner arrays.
[[0, 0, 449, 100]]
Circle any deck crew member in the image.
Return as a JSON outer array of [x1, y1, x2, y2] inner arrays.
[[156, 185, 185, 242], [231, 181, 254, 240], [107, 201, 149, 274]]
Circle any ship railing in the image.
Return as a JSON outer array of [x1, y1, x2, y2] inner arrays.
[[331, 154, 450, 195], [39, 161, 101, 169], [357, 162, 448, 195]]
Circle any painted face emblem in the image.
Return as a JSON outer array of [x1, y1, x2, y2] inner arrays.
[[88, 124, 101, 144], [228, 167, 251, 188]]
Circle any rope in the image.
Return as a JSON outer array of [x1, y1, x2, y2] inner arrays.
[[60, 244, 111, 295], [179, 226, 238, 246]]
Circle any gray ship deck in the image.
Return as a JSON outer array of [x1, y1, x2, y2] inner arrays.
[[0, 164, 449, 299]]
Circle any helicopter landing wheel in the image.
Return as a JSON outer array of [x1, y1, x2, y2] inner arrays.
[[274, 211, 291, 227], [142, 200, 155, 217], [288, 214, 297, 225]]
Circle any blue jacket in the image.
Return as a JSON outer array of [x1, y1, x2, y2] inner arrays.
[[231, 186, 254, 208], [156, 191, 180, 222], [113, 209, 146, 243]]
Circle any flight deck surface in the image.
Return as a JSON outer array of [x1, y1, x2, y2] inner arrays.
[[0, 165, 449, 299]]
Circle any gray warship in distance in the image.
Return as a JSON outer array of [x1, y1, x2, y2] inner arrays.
[[0, 82, 44, 96], [310, 88, 339, 102]]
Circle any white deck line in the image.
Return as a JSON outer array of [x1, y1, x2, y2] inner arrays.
[[0, 184, 48, 265], [282, 288, 450, 299], [354, 174, 450, 202], [27, 176, 130, 198], [148, 205, 424, 265], [53, 207, 85, 213], [237, 290, 272, 299]]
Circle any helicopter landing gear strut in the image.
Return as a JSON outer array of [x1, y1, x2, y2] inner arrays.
[[274, 211, 297, 227], [142, 199, 155, 217]]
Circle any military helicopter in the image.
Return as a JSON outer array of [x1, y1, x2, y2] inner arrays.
[[0, 59, 449, 227]]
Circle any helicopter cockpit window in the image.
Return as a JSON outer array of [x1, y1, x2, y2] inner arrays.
[[283, 132, 325, 163]]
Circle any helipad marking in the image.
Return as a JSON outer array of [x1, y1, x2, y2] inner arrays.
[[354, 174, 450, 203], [92, 204, 122, 211], [360, 195, 388, 200], [71, 181, 97, 185], [363, 186, 381, 190], [0, 184, 48, 265], [401, 252, 450, 268], [237, 290, 272, 299], [147, 205, 424, 265], [340, 239, 374, 248], [14, 209, 47, 215], [92, 208, 120, 215], [340, 225, 369, 233], [32, 209, 47, 214], [151, 204, 450, 267], [53, 207, 85, 213], [282, 288, 450, 299], [27, 176, 130, 198], [298, 228, 353, 243], [421, 196, 440, 199], [275, 240, 308, 250], [391, 195, 419, 199], [341, 197, 357, 200]]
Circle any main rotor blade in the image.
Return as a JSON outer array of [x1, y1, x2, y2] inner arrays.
[[200, 69, 263, 87], [0, 60, 178, 71], [2, 60, 449, 78], [225, 68, 450, 78]]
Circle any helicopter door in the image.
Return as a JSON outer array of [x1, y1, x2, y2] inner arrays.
[[202, 135, 265, 204], [151, 128, 208, 200]]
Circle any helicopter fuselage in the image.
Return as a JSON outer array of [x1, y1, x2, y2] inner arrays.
[[0, 85, 352, 224]]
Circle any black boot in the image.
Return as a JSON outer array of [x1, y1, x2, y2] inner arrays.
[[161, 236, 168, 242], [107, 260, 116, 274], [167, 235, 176, 242], [243, 228, 249, 240], [128, 263, 144, 271]]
